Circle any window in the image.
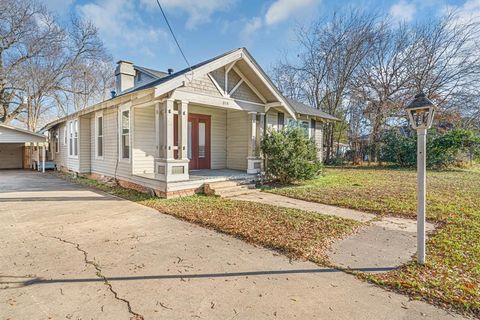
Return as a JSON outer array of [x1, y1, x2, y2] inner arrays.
[[68, 119, 78, 157], [287, 119, 310, 137], [311, 119, 316, 138], [55, 130, 59, 153], [63, 126, 67, 145], [120, 108, 130, 160], [95, 113, 104, 158], [277, 112, 284, 129]]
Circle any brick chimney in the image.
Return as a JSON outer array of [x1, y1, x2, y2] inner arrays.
[[115, 60, 135, 93]]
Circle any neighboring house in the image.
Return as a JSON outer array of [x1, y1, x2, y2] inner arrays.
[[334, 142, 350, 158], [0, 123, 47, 170], [43, 48, 338, 197]]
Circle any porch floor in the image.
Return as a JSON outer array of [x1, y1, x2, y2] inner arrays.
[[134, 169, 257, 183], [189, 169, 256, 181]]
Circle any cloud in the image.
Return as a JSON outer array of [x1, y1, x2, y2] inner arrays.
[[389, 0, 417, 23], [265, 0, 320, 26], [442, 0, 480, 23], [240, 0, 319, 44], [77, 0, 168, 53], [241, 17, 263, 44], [140, 0, 236, 29]]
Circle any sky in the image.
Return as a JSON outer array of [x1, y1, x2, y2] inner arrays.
[[41, 0, 477, 74]]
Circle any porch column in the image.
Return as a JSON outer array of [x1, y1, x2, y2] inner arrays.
[[258, 112, 265, 152], [154, 98, 190, 184], [247, 112, 262, 174], [155, 102, 161, 158], [248, 112, 257, 157], [178, 100, 189, 160], [164, 99, 175, 160], [42, 143, 46, 173]]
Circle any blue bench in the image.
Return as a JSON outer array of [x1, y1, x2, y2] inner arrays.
[[34, 161, 56, 171]]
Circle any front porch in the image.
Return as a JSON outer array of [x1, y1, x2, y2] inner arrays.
[[131, 98, 266, 187], [134, 168, 259, 197]]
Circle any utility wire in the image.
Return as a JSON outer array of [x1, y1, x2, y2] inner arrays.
[[155, 0, 192, 73]]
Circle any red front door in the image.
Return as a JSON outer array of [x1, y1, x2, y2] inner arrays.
[[188, 113, 211, 170]]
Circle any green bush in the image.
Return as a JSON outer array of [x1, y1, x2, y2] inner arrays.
[[380, 130, 417, 167], [380, 128, 480, 169], [261, 127, 323, 184]]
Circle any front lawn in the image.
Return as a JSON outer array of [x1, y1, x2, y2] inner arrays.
[[57, 172, 359, 265], [267, 167, 480, 315]]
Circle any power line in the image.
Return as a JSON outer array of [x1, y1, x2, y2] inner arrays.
[[155, 0, 192, 73]]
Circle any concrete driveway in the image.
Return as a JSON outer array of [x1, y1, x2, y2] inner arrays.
[[0, 170, 465, 319]]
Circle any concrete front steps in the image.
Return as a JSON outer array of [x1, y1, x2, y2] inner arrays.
[[204, 180, 258, 198]]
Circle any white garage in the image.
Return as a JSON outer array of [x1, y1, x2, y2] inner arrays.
[[0, 124, 47, 170]]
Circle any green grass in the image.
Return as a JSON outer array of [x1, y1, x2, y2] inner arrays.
[[57, 172, 360, 265], [267, 167, 480, 315]]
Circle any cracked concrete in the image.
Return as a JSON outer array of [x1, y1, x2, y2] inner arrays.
[[39, 233, 144, 320], [0, 170, 468, 319]]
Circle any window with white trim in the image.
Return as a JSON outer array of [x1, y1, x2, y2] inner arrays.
[[95, 113, 104, 158], [63, 126, 67, 145], [120, 107, 130, 160], [55, 129, 59, 153], [68, 119, 78, 157]]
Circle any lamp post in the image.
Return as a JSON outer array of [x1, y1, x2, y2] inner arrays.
[[405, 92, 436, 264]]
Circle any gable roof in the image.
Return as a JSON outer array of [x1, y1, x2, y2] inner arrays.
[[133, 65, 168, 79], [42, 47, 338, 131], [286, 98, 340, 121], [0, 123, 46, 143], [123, 48, 241, 95]]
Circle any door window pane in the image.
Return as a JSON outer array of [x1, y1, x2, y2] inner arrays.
[[188, 121, 192, 159], [198, 122, 206, 158]]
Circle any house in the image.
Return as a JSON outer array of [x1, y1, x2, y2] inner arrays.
[[43, 48, 338, 197], [0, 123, 47, 170]]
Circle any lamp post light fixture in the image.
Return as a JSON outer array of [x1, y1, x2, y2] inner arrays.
[[405, 92, 437, 265]]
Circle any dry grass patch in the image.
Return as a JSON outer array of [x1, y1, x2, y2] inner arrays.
[[267, 167, 480, 315], [142, 196, 360, 264]]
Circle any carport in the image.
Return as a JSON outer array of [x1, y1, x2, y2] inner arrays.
[[0, 123, 47, 171]]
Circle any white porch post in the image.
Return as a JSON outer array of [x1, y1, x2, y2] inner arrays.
[[179, 101, 189, 160], [248, 112, 257, 157], [42, 144, 46, 173], [164, 99, 174, 160], [258, 112, 265, 151], [155, 102, 161, 158], [247, 112, 261, 174], [154, 99, 190, 183]]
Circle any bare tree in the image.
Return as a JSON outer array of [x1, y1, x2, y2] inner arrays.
[[273, 9, 480, 163], [352, 22, 415, 161], [0, 0, 114, 130], [272, 11, 377, 161], [0, 0, 63, 124]]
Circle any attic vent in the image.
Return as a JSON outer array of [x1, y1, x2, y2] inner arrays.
[[168, 68, 174, 75]]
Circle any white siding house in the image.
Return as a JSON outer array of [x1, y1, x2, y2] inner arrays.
[[44, 48, 338, 197]]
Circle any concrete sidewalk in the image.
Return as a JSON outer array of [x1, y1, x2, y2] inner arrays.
[[232, 191, 436, 271], [0, 171, 461, 319]]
